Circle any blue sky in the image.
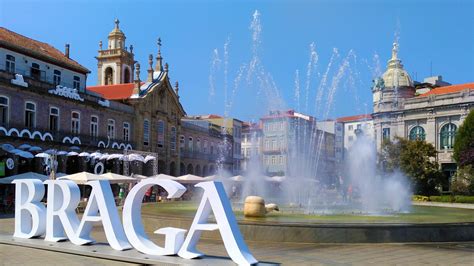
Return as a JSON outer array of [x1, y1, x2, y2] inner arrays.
[[1, 0, 473, 121]]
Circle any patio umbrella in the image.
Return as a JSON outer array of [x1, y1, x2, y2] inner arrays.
[[99, 154, 110, 160], [69, 146, 81, 151], [15, 151, 34, 159], [58, 171, 109, 184], [150, 173, 178, 180], [107, 154, 124, 160], [8, 149, 22, 154], [35, 153, 50, 159], [202, 175, 218, 181], [0, 172, 48, 184], [144, 155, 156, 163], [100, 173, 138, 184], [132, 174, 148, 179], [1, 144, 15, 152], [18, 144, 31, 150], [177, 174, 205, 184], [28, 146, 42, 152], [57, 151, 68, 156], [67, 151, 79, 156], [78, 152, 90, 157], [230, 175, 245, 182]]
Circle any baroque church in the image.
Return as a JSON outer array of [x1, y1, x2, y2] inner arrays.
[[372, 42, 474, 188], [88, 19, 186, 176]]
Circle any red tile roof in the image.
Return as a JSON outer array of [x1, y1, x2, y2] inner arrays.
[[0, 27, 89, 74], [87, 83, 137, 100], [419, 82, 474, 97], [336, 114, 372, 123]]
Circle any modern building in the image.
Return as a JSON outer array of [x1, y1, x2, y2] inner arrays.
[[241, 122, 263, 172], [259, 110, 335, 182], [372, 42, 474, 189], [335, 114, 374, 162]]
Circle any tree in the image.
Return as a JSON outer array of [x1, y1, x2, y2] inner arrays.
[[453, 109, 474, 166], [381, 137, 443, 195], [451, 165, 474, 195]]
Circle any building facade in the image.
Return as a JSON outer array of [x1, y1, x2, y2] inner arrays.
[[335, 114, 374, 162], [0, 23, 239, 178], [372, 42, 474, 188]]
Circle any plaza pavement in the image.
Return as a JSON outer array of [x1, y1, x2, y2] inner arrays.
[[0, 214, 473, 265]]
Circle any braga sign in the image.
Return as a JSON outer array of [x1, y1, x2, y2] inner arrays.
[[12, 178, 258, 265]]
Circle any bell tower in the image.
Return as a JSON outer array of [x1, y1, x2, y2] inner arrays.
[[96, 19, 135, 85]]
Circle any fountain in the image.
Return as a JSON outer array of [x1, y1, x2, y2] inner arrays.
[[141, 10, 474, 244]]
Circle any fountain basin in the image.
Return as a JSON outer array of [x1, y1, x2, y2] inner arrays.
[[139, 202, 474, 243]]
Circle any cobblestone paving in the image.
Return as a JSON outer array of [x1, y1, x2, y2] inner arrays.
[[1, 215, 473, 265]]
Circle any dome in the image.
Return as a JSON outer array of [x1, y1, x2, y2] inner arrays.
[[108, 19, 125, 38], [381, 43, 413, 88]]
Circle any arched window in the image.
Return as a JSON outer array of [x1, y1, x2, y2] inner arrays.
[[105, 67, 113, 85], [107, 119, 116, 139], [90, 116, 99, 138], [409, 126, 425, 141], [440, 123, 457, 149], [196, 138, 201, 152], [71, 111, 80, 135], [124, 68, 131, 83], [24, 101, 36, 128], [0, 96, 9, 126], [123, 122, 130, 141], [157, 120, 165, 148], [49, 107, 59, 132], [188, 137, 193, 153], [143, 119, 149, 146], [170, 127, 176, 151], [179, 135, 185, 153]]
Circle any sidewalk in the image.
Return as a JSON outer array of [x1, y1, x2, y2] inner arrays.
[[1, 216, 473, 265]]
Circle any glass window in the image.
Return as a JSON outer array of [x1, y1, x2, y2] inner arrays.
[[108, 119, 116, 139], [0, 96, 8, 126], [409, 126, 426, 141], [440, 123, 457, 149], [271, 156, 276, 165], [157, 120, 165, 148], [348, 125, 353, 131], [24, 101, 36, 128], [49, 107, 59, 132], [382, 128, 390, 141], [123, 122, 130, 142], [71, 111, 80, 134], [143, 119, 149, 146], [170, 127, 176, 151], [73, 76, 80, 89], [53, 70, 61, 86], [196, 138, 201, 152], [6, 55, 15, 73], [188, 137, 194, 153], [31, 63, 41, 80], [90, 116, 99, 138], [179, 135, 185, 153], [203, 139, 208, 153]]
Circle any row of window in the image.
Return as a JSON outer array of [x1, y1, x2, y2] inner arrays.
[[142, 119, 176, 150], [5, 54, 81, 89], [264, 136, 286, 150], [382, 123, 457, 149], [263, 121, 285, 132], [178, 135, 230, 155], [0, 96, 130, 140], [264, 155, 285, 166]]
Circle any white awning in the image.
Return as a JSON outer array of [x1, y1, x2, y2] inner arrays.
[[144, 155, 156, 163]]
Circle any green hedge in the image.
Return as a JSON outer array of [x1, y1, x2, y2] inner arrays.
[[454, 196, 474, 204], [422, 195, 474, 203]]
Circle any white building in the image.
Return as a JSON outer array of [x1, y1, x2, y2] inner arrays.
[[335, 114, 374, 162]]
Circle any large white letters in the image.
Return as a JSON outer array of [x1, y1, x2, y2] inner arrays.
[[11, 179, 258, 265], [76, 180, 131, 250], [13, 179, 46, 238], [122, 178, 186, 255], [43, 180, 81, 242], [178, 181, 258, 265]]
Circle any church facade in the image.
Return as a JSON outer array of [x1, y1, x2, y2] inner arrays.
[[372, 43, 474, 188]]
